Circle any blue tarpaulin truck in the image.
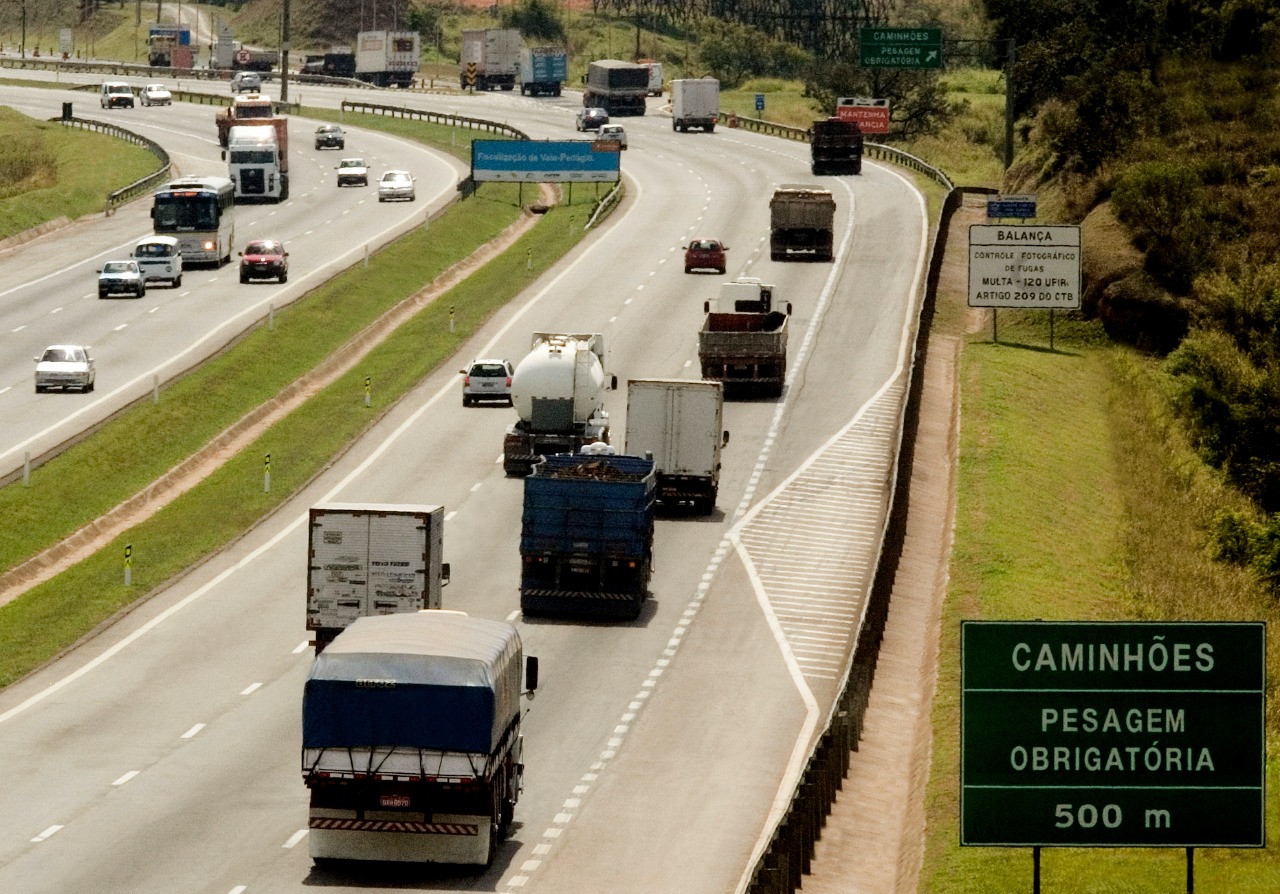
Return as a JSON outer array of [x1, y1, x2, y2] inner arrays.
[[520, 451, 656, 620], [519, 46, 567, 96], [302, 612, 538, 866]]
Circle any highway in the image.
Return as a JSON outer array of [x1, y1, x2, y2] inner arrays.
[[0, 74, 929, 892]]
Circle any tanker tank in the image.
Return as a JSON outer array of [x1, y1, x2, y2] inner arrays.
[[503, 333, 614, 476]]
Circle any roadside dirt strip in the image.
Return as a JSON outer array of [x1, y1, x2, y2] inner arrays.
[[0, 189, 552, 607]]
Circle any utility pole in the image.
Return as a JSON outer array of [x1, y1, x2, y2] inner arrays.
[[279, 0, 290, 101]]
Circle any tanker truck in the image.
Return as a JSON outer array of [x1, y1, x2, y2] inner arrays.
[[302, 611, 539, 866], [503, 332, 616, 476]]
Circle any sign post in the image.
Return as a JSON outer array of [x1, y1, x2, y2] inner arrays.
[[962, 621, 1265, 858]]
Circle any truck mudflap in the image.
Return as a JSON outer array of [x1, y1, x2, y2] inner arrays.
[[698, 361, 785, 398], [520, 587, 645, 621]]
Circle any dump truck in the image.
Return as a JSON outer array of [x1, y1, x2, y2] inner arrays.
[[810, 117, 864, 175], [302, 611, 539, 865], [225, 124, 288, 201], [355, 30, 420, 88], [770, 184, 836, 262], [583, 59, 649, 116], [503, 332, 616, 477], [699, 277, 792, 398], [215, 94, 278, 148], [519, 45, 567, 96], [520, 449, 656, 620], [625, 378, 728, 514], [460, 28, 522, 91], [306, 503, 449, 651], [671, 77, 719, 132]]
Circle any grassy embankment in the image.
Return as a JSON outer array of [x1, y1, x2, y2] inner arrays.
[[915, 86, 1280, 894], [0, 108, 605, 688]]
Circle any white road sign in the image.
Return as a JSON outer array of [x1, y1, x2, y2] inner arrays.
[[968, 225, 1081, 309]]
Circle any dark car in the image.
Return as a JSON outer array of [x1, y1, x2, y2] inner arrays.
[[576, 107, 609, 131], [239, 239, 289, 283], [684, 238, 729, 274], [314, 124, 345, 150]]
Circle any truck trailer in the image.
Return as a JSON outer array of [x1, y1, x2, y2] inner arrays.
[[519, 45, 567, 96], [769, 184, 836, 261], [810, 117, 864, 175], [625, 378, 728, 514], [302, 612, 539, 865], [520, 451, 656, 620], [460, 28, 522, 91], [355, 30, 420, 88], [670, 77, 719, 132], [306, 503, 448, 651], [215, 94, 278, 148], [583, 59, 649, 117], [503, 332, 615, 477], [699, 278, 792, 398], [225, 124, 288, 202]]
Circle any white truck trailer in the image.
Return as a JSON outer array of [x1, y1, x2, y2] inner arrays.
[[306, 503, 448, 651], [302, 612, 539, 865], [625, 378, 728, 514], [460, 28, 522, 91], [671, 77, 720, 132], [354, 30, 420, 88]]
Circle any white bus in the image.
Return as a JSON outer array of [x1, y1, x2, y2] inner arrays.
[[151, 176, 236, 266]]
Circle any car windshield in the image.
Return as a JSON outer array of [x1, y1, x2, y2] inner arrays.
[[103, 262, 133, 273], [472, 364, 508, 377], [383, 173, 409, 182], [340, 159, 364, 168], [134, 243, 172, 258], [246, 241, 280, 255], [43, 348, 82, 363], [318, 126, 340, 133], [692, 241, 719, 251]]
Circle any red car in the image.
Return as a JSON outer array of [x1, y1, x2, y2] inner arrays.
[[684, 238, 729, 274], [239, 239, 289, 284]]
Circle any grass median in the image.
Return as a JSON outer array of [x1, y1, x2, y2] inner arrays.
[[0, 110, 610, 688]]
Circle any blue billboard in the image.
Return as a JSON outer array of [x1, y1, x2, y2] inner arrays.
[[471, 140, 620, 183]]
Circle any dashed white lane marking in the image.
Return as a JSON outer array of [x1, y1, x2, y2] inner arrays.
[[112, 770, 140, 786], [240, 682, 262, 696], [31, 825, 62, 843], [283, 829, 308, 849], [180, 723, 205, 739]]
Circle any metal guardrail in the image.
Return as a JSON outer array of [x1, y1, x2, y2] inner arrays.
[[340, 99, 529, 140], [50, 114, 171, 214]]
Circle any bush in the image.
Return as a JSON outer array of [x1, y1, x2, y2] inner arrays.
[[1095, 271, 1189, 353]]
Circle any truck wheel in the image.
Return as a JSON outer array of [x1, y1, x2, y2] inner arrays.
[[672, 119, 678, 132], [706, 123, 715, 132]]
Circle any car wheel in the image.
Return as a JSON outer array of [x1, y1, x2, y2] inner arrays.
[[717, 266, 726, 274], [684, 266, 692, 274], [173, 275, 182, 288], [34, 384, 45, 394], [462, 396, 472, 407], [137, 285, 146, 298], [240, 273, 249, 284], [86, 381, 95, 393], [98, 290, 108, 299], [378, 196, 385, 202], [279, 271, 288, 283]]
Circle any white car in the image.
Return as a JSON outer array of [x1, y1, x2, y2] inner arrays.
[[377, 170, 416, 202], [597, 123, 628, 149], [34, 344, 95, 393], [460, 358, 514, 406], [336, 158, 368, 187], [140, 83, 172, 106], [98, 260, 145, 298]]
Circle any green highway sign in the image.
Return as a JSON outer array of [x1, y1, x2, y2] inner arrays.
[[858, 27, 942, 69], [961, 621, 1265, 847]]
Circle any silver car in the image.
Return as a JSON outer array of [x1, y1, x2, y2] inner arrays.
[[461, 359, 514, 406], [377, 170, 416, 202], [34, 344, 95, 393], [98, 260, 145, 298]]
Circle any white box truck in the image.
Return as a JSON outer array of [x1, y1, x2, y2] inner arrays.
[[671, 77, 720, 132], [306, 503, 448, 650], [460, 28, 522, 91], [354, 30, 420, 88], [624, 378, 728, 514]]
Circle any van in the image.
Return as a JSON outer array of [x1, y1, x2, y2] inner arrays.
[[131, 235, 183, 287], [100, 81, 134, 109]]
